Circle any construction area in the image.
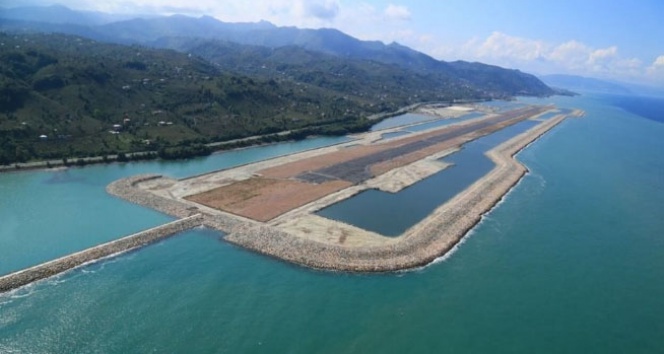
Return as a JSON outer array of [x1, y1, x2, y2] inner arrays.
[[0, 103, 584, 293], [183, 105, 550, 222], [102, 103, 583, 272]]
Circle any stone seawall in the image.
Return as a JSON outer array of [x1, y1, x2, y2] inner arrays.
[[0, 214, 204, 293], [224, 114, 570, 271], [107, 175, 245, 233], [107, 175, 196, 219], [103, 110, 576, 273]]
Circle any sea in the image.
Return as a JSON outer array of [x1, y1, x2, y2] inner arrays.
[[0, 93, 663, 353]]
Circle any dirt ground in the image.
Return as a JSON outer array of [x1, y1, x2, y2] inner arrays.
[[185, 105, 549, 222], [186, 177, 351, 222]]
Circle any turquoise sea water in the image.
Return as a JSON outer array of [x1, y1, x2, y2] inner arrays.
[[1, 95, 663, 353], [0, 136, 349, 275]]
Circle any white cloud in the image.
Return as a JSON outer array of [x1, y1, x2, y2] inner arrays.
[[645, 55, 664, 82], [653, 55, 664, 67], [384, 4, 411, 21], [426, 32, 660, 84], [296, 0, 340, 20], [473, 32, 548, 61], [5, 0, 662, 86]]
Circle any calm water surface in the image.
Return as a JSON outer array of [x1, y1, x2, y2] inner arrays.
[[1, 95, 663, 353], [0, 136, 349, 275], [318, 120, 538, 235]]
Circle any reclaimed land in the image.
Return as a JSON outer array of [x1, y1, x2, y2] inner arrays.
[[0, 106, 583, 293], [102, 106, 583, 272], [186, 106, 548, 221]]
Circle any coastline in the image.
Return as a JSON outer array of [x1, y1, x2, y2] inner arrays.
[[0, 99, 508, 174], [0, 106, 582, 292], [0, 102, 438, 174], [104, 107, 580, 272], [222, 111, 574, 271]]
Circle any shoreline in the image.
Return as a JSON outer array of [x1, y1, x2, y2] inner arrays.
[[106, 107, 580, 272], [0, 99, 519, 174], [0, 102, 446, 174], [0, 106, 582, 291]]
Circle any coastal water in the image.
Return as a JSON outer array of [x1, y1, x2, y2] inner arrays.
[[2, 95, 664, 353], [370, 111, 483, 132], [603, 94, 664, 123], [0, 136, 349, 275], [370, 113, 433, 131]]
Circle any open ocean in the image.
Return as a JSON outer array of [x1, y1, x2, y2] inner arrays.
[[1, 94, 663, 353]]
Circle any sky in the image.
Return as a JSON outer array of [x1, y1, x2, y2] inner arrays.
[[5, 0, 664, 87]]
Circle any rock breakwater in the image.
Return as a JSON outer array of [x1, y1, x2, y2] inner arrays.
[[224, 114, 571, 271], [0, 214, 203, 293], [103, 109, 577, 273]]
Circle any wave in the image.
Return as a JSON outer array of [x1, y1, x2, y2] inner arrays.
[[0, 248, 137, 299], [0, 282, 39, 307], [405, 168, 537, 273], [399, 228, 480, 274]]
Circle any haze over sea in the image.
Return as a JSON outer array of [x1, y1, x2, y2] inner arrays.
[[1, 94, 663, 353]]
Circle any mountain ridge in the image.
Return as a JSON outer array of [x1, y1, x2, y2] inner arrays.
[[1, 4, 554, 98], [0, 5, 559, 165], [539, 74, 632, 95]]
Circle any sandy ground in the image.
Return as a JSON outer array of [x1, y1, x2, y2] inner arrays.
[[414, 105, 473, 118], [366, 148, 456, 193], [110, 104, 582, 272], [186, 178, 351, 222], [276, 215, 394, 247], [146, 105, 547, 225]]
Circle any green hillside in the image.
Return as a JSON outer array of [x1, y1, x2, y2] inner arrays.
[[0, 33, 398, 164]]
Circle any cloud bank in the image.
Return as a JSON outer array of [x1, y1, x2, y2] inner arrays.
[[429, 32, 661, 85], [5, 0, 662, 86]]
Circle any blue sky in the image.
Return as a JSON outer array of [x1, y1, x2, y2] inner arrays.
[[5, 0, 664, 86]]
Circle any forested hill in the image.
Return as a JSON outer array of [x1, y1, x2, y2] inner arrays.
[[0, 32, 401, 164], [0, 5, 557, 165], [0, 5, 555, 99]]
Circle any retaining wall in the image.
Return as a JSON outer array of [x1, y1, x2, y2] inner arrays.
[[107, 175, 245, 233], [107, 175, 196, 219], [0, 214, 203, 293]]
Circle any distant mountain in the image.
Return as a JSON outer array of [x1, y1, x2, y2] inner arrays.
[[1, 5, 555, 98], [0, 5, 563, 165], [104, 16, 553, 96], [153, 37, 477, 102], [0, 4, 137, 26], [618, 82, 664, 98], [540, 74, 632, 95]]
